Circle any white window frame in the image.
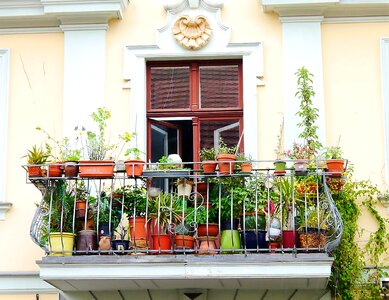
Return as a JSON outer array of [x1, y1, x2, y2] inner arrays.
[[381, 37, 389, 187], [0, 48, 12, 220]]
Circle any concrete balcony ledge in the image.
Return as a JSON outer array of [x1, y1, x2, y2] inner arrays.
[[37, 253, 333, 291]]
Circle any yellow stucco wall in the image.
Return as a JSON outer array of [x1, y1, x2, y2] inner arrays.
[[322, 22, 389, 185], [0, 33, 64, 271]]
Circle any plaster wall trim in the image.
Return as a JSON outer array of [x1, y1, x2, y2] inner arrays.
[[0, 0, 128, 29], [260, 0, 389, 18], [381, 37, 389, 187], [60, 24, 109, 31], [0, 27, 62, 35], [323, 16, 389, 24], [279, 16, 324, 23], [0, 272, 57, 294], [0, 48, 11, 220], [123, 42, 263, 160]]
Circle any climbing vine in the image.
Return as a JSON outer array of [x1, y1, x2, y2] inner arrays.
[[329, 167, 389, 299]]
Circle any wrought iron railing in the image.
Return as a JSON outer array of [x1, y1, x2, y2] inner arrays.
[[25, 160, 344, 256]]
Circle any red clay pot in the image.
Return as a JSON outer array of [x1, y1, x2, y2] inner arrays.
[[240, 162, 252, 173], [174, 235, 195, 249], [326, 160, 345, 177], [125, 160, 145, 177], [216, 154, 236, 174], [197, 223, 219, 237], [202, 161, 217, 173], [152, 234, 172, 254], [48, 163, 63, 177], [129, 217, 147, 244], [28, 166, 43, 177], [64, 161, 79, 177], [79, 160, 115, 178]]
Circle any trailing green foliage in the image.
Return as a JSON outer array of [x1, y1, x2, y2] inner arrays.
[[329, 167, 389, 299]]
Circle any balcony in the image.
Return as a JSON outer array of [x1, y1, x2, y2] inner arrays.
[[25, 159, 344, 293]]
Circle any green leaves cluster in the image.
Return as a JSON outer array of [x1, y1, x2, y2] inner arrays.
[[329, 167, 389, 299], [295, 67, 323, 158]]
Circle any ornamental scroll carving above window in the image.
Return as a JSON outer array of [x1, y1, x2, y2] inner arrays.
[[172, 15, 212, 50]]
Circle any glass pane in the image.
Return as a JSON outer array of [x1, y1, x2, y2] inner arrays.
[[200, 120, 240, 151], [150, 67, 190, 109], [199, 65, 239, 109]]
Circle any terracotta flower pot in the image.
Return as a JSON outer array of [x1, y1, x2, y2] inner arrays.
[[197, 223, 219, 237], [174, 235, 195, 250], [48, 162, 63, 177], [79, 160, 115, 178], [216, 154, 236, 174], [152, 234, 172, 254], [326, 160, 345, 177], [75, 200, 87, 219], [28, 166, 43, 177], [202, 161, 217, 173], [129, 217, 148, 246], [240, 162, 252, 173], [125, 159, 145, 177], [197, 236, 217, 255], [64, 161, 79, 177]]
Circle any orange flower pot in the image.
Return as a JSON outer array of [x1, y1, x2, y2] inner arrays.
[[79, 160, 115, 178], [326, 160, 345, 177], [216, 154, 236, 174], [125, 160, 145, 177]]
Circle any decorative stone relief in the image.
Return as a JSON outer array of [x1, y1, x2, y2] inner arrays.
[[172, 15, 212, 50]]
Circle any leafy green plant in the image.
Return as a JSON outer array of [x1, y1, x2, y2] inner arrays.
[[25, 144, 51, 165], [121, 184, 147, 217], [216, 137, 237, 155], [36, 127, 81, 162], [294, 67, 323, 160], [194, 205, 218, 224], [323, 146, 343, 159], [148, 192, 181, 234], [329, 167, 389, 299], [200, 147, 216, 161]]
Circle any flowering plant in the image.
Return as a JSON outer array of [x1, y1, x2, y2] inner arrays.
[[284, 142, 313, 160]]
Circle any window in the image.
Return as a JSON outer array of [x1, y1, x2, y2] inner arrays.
[[147, 60, 243, 163]]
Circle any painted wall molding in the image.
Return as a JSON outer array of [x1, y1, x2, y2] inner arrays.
[[381, 37, 389, 187], [260, 0, 389, 19], [0, 0, 128, 31], [0, 48, 12, 221]]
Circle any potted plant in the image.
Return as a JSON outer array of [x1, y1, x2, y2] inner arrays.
[[240, 177, 267, 250], [216, 138, 237, 174], [122, 184, 148, 249], [36, 127, 81, 177], [323, 146, 345, 177], [284, 142, 311, 176], [200, 147, 217, 173], [78, 108, 116, 178], [112, 222, 130, 254], [148, 192, 181, 253], [195, 204, 219, 237], [274, 118, 286, 176], [41, 180, 75, 256], [236, 153, 253, 173], [124, 145, 145, 177], [176, 178, 193, 198], [298, 207, 328, 250], [25, 144, 50, 177], [292, 67, 323, 169], [173, 206, 196, 252], [273, 177, 299, 249]]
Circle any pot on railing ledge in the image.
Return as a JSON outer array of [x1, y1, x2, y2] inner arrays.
[[78, 160, 115, 178], [216, 154, 236, 174]]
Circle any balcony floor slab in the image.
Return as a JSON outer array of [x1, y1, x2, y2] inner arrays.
[[37, 253, 333, 292]]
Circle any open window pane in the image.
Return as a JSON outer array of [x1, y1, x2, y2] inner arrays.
[[150, 67, 190, 110], [199, 65, 239, 109], [199, 119, 241, 151]]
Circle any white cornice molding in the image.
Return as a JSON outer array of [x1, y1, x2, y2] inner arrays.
[[163, 0, 223, 14], [60, 24, 109, 31], [0, 0, 129, 31], [260, 0, 389, 19], [279, 16, 324, 23]]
